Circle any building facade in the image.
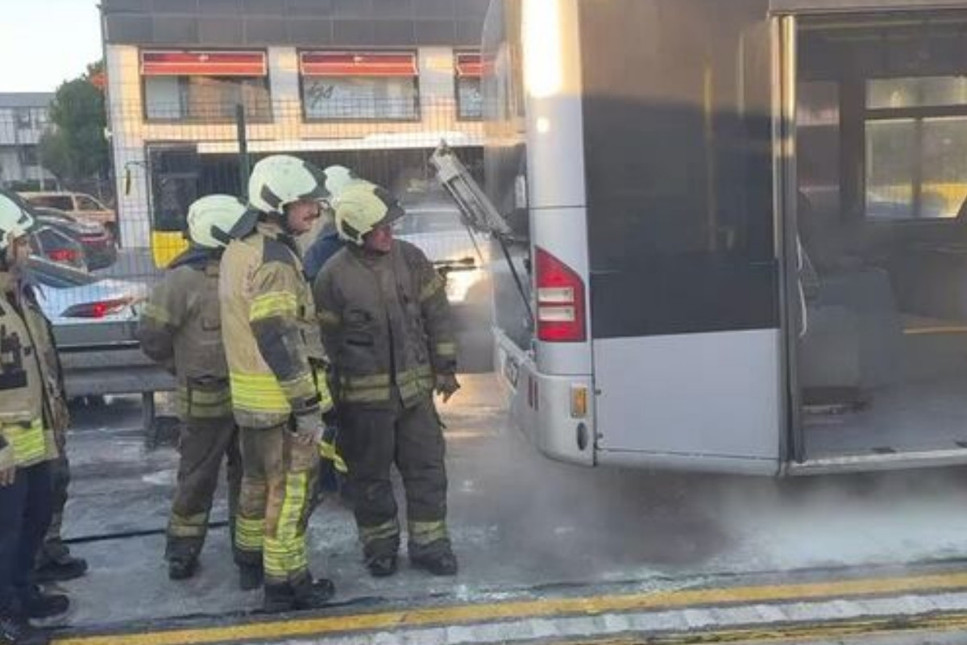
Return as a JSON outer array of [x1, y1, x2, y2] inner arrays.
[[0, 93, 57, 188], [101, 0, 490, 250]]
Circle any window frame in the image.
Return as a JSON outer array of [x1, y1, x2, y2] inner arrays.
[[297, 50, 421, 123], [454, 51, 483, 122], [863, 89, 967, 222], [140, 49, 272, 124]]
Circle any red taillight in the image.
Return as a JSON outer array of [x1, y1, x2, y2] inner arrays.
[[535, 247, 586, 342], [61, 297, 132, 319], [47, 248, 79, 264]]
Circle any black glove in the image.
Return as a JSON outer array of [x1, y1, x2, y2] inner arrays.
[[435, 373, 460, 403]]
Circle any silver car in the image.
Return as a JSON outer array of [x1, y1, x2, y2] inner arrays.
[[25, 256, 172, 402]]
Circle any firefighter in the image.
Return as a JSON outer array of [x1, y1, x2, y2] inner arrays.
[[302, 165, 362, 281], [137, 195, 248, 581], [220, 155, 338, 612], [303, 165, 366, 505], [313, 182, 460, 578], [0, 192, 70, 645]]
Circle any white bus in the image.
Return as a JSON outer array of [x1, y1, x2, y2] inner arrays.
[[437, 0, 967, 475]]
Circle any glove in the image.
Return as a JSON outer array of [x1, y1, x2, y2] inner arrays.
[[317, 424, 348, 474], [293, 411, 324, 446], [435, 374, 460, 403]]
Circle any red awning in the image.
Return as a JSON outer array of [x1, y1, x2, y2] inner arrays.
[[141, 50, 267, 77], [300, 52, 418, 77], [455, 52, 482, 77]]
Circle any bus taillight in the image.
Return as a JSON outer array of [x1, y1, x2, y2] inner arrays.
[[535, 247, 586, 342]]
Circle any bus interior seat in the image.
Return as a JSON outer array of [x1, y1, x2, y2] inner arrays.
[[796, 194, 904, 407]]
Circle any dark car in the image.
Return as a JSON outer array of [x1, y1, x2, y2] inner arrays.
[[32, 206, 117, 270], [30, 225, 88, 271], [0, 187, 88, 271]]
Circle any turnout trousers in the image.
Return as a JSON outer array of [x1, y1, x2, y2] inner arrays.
[[234, 425, 319, 587], [339, 393, 450, 564], [166, 415, 241, 563], [0, 462, 52, 612]]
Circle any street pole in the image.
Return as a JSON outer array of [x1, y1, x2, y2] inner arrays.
[[236, 104, 250, 200]]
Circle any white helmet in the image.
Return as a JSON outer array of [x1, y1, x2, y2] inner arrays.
[[247, 155, 330, 217], [323, 165, 361, 201], [186, 194, 248, 249], [335, 182, 405, 246], [0, 192, 34, 252]]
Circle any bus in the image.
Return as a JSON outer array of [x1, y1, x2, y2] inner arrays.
[[437, 0, 967, 476]]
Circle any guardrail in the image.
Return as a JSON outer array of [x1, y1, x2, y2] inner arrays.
[[54, 321, 176, 448]]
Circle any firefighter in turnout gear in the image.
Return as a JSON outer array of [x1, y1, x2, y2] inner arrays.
[[138, 195, 248, 582], [0, 191, 71, 645], [220, 155, 339, 612], [314, 182, 460, 578]]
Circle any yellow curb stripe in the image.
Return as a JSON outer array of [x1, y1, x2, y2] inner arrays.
[[53, 570, 967, 645]]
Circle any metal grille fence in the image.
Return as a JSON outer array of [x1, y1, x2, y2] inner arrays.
[[0, 95, 489, 408]]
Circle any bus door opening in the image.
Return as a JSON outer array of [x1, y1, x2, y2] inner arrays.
[[794, 12, 967, 463]]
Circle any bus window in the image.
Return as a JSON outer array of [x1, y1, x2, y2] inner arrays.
[[866, 76, 967, 220], [482, 0, 532, 352]]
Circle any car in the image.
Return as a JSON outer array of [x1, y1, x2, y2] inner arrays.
[[30, 224, 88, 271], [19, 191, 118, 241], [24, 255, 173, 414], [394, 185, 495, 372], [32, 206, 118, 270], [25, 254, 147, 327], [0, 187, 87, 270], [394, 187, 492, 310]]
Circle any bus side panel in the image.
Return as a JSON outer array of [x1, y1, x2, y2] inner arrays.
[[579, 0, 781, 473], [594, 330, 781, 472]]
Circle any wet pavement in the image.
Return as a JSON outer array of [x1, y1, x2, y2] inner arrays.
[[45, 373, 967, 640]]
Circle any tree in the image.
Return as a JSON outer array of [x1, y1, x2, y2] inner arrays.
[[37, 128, 75, 181], [38, 62, 109, 182]]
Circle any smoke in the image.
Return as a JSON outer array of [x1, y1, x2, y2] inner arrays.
[[707, 467, 967, 574], [443, 378, 967, 594]]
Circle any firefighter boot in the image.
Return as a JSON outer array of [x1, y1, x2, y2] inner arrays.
[[366, 554, 398, 578], [33, 555, 87, 584], [167, 557, 198, 581], [262, 584, 294, 614], [263, 577, 335, 613], [411, 547, 458, 577], [292, 576, 336, 610], [19, 586, 68, 620]]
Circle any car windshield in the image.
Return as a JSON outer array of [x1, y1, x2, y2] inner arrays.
[[25, 256, 97, 288], [394, 208, 465, 235]]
